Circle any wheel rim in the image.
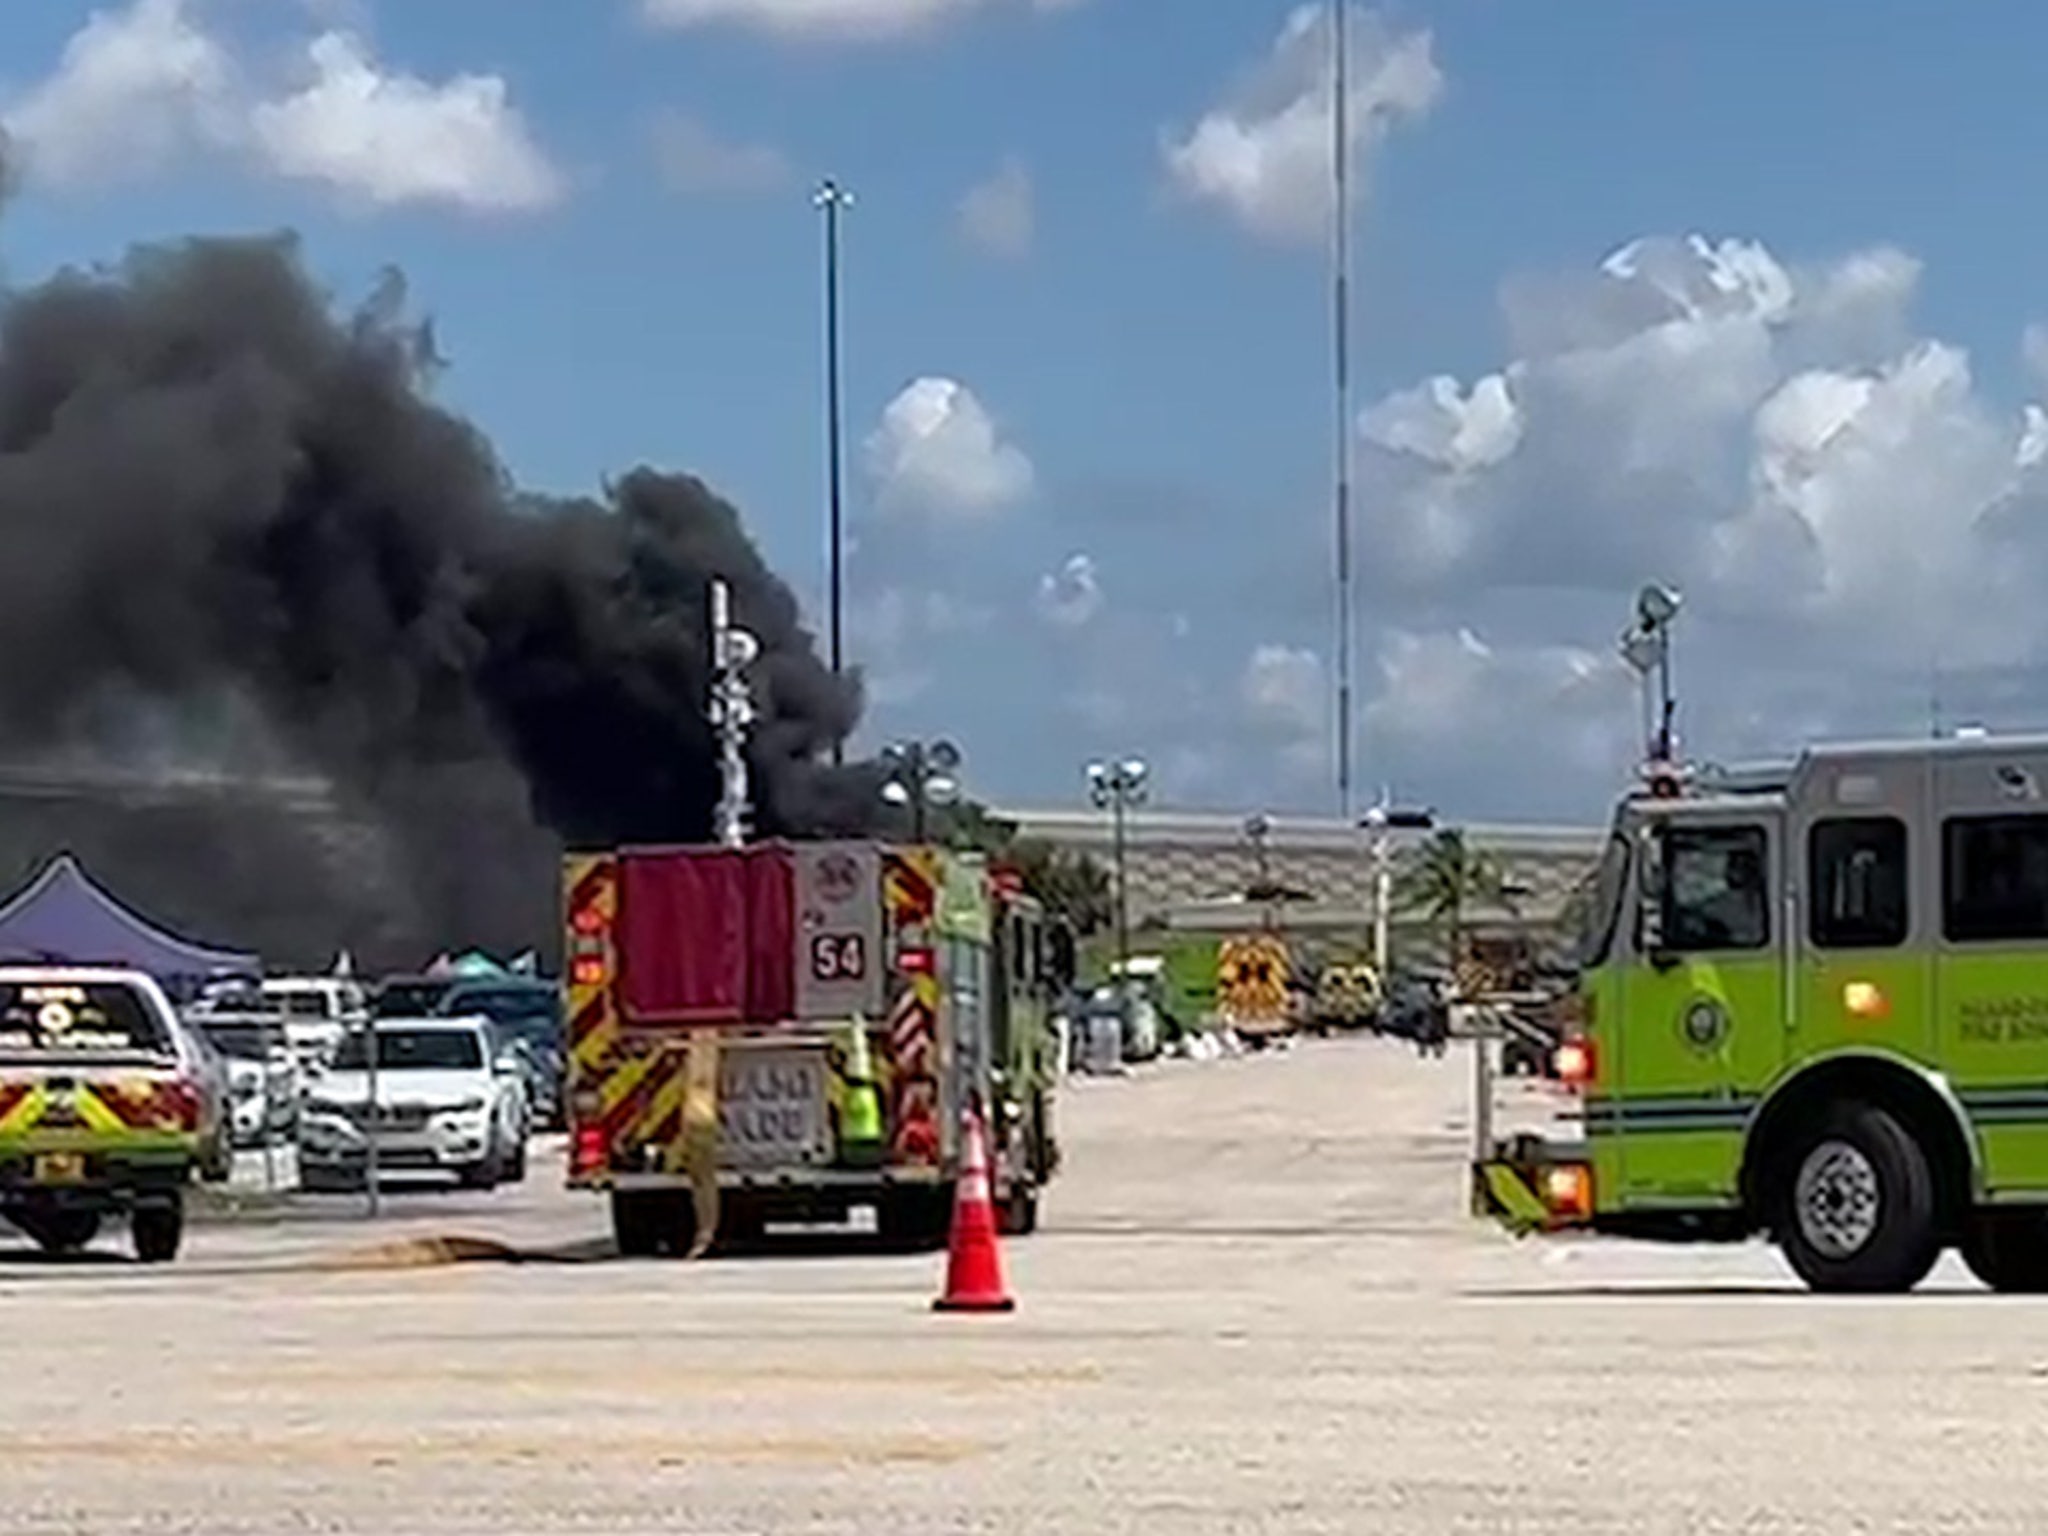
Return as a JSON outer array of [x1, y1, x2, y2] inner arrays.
[[1794, 1138, 1882, 1258]]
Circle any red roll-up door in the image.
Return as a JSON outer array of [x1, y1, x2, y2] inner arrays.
[[618, 850, 747, 1024], [616, 845, 797, 1026]]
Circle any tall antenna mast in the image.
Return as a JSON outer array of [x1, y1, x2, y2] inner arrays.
[[1330, 0, 1355, 818], [708, 579, 761, 849]]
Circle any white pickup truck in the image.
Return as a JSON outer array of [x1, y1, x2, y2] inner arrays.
[[298, 1018, 529, 1192]]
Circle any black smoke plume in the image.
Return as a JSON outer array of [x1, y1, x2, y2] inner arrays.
[[0, 231, 884, 965]]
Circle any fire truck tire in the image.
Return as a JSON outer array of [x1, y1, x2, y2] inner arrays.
[[17, 1209, 100, 1254], [1775, 1102, 1939, 1294], [999, 1183, 1039, 1237], [131, 1199, 184, 1265], [611, 1190, 695, 1257], [878, 1185, 953, 1251], [1960, 1210, 2048, 1292]]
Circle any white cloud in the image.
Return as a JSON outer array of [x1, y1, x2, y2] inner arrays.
[[248, 33, 562, 213], [650, 109, 788, 194], [4, 0, 563, 214], [4, 0, 236, 185], [1346, 229, 2048, 805], [1163, 4, 1440, 247], [957, 157, 1033, 259], [866, 377, 1035, 519], [1035, 553, 1102, 627], [1242, 643, 1327, 778], [639, 0, 1084, 43]]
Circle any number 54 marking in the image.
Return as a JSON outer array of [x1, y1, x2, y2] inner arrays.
[[811, 933, 866, 981]]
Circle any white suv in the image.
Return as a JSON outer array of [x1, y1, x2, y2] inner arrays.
[[298, 1018, 528, 1192]]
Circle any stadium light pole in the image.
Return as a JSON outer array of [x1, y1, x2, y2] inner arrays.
[[1330, 0, 1356, 818], [880, 739, 962, 843], [815, 177, 855, 764], [1087, 758, 1149, 987], [1360, 792, 1434, 980]]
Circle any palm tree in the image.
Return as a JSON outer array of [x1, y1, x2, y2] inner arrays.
[[1392, 828, 1513, 975], [1002, 837, 1114, 937]]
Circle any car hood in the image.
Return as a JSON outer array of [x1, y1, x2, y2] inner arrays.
[[308, 1070, 491, 1108]]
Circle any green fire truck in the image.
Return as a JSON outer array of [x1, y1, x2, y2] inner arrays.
[[1474, 731, 2048, 1293]]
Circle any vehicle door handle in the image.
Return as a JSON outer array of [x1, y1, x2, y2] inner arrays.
[[1648, 949, 1681, 974]]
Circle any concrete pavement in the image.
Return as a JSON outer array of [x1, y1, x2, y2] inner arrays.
[[0, 1038, 2042, 1534]]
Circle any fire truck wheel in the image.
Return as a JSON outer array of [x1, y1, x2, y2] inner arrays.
[[878, 1185, 953, 1251], [131, 1199, 184, 1265], [1776, 1102, 1939, 1294], [17, 1209, 100, 1254], [998, 1183, 1039, 1237], [1961, 1210, 2048, 1292], [611, 1190, 695, 1258]]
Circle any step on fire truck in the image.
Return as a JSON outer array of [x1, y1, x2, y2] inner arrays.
[[562, 839, 1065, 1255], [1472, 716, 2048, 1291]]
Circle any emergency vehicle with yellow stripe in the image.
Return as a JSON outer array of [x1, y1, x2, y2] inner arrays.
[[1474, 731, 2048, 1293], [562, 840, 1066, 1255], [1216, 931, 1294, 1044], [0, 968, 209, 1262]]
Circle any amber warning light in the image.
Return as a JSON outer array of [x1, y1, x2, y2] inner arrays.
[[1843, 981, 1890, 1020]]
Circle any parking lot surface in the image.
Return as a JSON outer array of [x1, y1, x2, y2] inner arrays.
[[0, 1038, 2042, 1535]]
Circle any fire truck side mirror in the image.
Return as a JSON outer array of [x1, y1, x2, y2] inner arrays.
[[1636, 824, 1667, 953]]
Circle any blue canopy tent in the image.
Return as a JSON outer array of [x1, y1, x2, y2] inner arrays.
[[0, 854, 257, 990]]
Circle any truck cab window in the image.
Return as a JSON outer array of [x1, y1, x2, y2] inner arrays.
[[1662, 825, 1769, 952], [1944, 814, 2048, 942], [1809, 817, 1908, 949]]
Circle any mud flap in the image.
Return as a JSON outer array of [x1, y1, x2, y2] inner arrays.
[[1475, 1161, 1549, 1236]]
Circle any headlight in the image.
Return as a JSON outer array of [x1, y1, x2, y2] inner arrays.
[[442, 1096, 487, 1115]]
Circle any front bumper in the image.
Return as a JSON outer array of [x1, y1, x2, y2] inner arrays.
[[1471, 1135, 1593, 1236], [299, 1113, 492, 1171]]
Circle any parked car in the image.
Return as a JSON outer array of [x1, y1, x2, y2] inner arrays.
[[192, 1012, 300, 1147], [433, 979, 564, 1128], [260, 977, 367, 1067], [298, 1018, 530, 1192]]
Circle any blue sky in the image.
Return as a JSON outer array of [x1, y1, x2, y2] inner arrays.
[[6, 1, 2048, 827]]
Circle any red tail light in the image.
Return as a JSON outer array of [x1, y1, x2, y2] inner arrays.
[[570, 954, 607, 988], [1552, 1038, 1596, 1088], [572, 1124, 609, 1177], [163, 1080, 201, 1131], [896, 947, 935, 976]]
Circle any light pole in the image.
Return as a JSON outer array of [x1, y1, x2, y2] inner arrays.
[[1243, 812, 1273, 891], [1087, 757, 1148, 986], [1619, 582, 1682, 772], [815, 177, 854, 762], [1360, 792, 1434, 980], [880, 739, 962, 843]]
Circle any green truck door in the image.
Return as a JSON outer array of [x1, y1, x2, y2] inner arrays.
[[1613, 814, 1783, 1203]]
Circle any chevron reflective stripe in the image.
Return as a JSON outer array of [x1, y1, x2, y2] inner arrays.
[[0, 1083, 44, 1135]]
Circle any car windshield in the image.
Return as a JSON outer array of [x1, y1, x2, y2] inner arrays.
[[0, 981, 173, 1056], [1577, 830, 1632, 969], [376, 980, 453, 1018], [331, 1028, 483, 1071], [266, 991, 334, 1020], [202, 1023, 281, 1061]]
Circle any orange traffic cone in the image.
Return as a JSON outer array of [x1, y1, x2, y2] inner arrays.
[[933, 1104, 1016, 1313]]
